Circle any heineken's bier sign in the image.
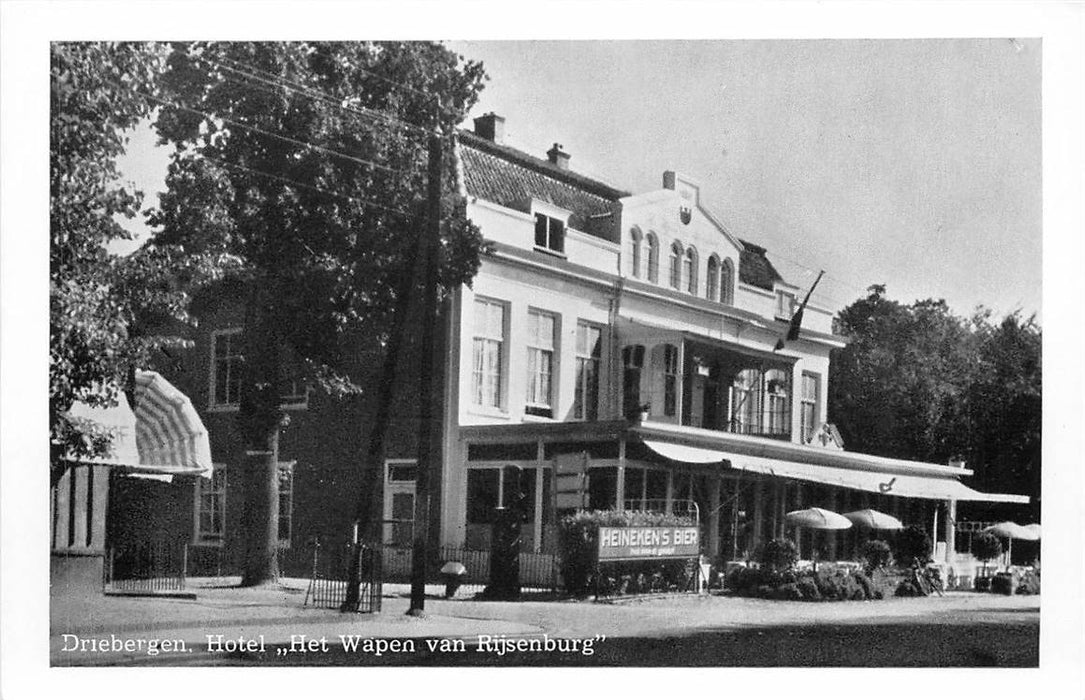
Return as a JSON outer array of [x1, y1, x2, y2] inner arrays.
[[597, 526, 699, 561]]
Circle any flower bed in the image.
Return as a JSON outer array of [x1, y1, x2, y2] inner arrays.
[[724, 564, 896, 602]]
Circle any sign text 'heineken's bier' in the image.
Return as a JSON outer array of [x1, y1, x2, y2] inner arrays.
[[597, 526, 700, 561]]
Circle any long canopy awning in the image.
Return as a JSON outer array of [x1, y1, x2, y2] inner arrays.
[[64, 370, 212, 480], [640, 438, 1028, 504]]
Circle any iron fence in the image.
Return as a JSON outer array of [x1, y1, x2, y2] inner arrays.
[[103, 541, 187, 593], [379, 544, 560, 594]]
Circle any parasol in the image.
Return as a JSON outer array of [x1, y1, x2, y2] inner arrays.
[[785, 507, 853, 530], [983, 521, 1031, 570], [842, 509, 905, 531]]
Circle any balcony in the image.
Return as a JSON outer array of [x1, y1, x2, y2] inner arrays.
[[620, 330, 795, 442]]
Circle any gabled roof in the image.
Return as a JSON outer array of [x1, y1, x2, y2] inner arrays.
[[738, 239, 784, 291], [458, 130, 628, 233]]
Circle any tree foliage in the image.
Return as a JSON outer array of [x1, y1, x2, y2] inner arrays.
[[830, 286, 1041, 517], [50, 42, 219, 482], [150, 41, 488, 583]]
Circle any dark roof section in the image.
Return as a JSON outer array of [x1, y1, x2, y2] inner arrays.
[[458, 129, 629, 236], [738, 239, 784, 291]]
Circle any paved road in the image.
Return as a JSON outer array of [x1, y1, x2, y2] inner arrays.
[[51, 579, 1038, 667]]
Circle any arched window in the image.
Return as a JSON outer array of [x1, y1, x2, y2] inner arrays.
[[629, 228, 643, 279], [720, 257, 735, 305], [684, 247, 698, 294], [669, 242, 683, 289], [646, 233, 659, 283], [706, 255, 720, 301]]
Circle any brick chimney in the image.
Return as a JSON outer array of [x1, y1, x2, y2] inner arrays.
[[473, 113, 505, 145], [547, 143, 570, 170]]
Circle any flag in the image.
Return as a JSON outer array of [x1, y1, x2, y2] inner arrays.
[[774, 270, 824, 351]]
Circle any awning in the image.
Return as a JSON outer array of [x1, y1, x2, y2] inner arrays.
[[64, 370, 212, 480], [641, 439, 1028, 504]]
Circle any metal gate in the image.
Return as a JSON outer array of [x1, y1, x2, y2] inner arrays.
[[103, 541, 187, 593], [303, 540, 382, 613]]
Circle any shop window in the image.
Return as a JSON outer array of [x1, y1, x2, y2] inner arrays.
[[534, 213, 565, 254], [471, 298, 506, 410], [525, 309, 557, 417], [574, 322, 602, 421], [467, 469, 500, 525]]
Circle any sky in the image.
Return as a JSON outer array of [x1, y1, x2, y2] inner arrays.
[[115, 39, 1042, 322]]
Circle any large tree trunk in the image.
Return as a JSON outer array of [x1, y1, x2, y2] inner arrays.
[[237, 293, 284, 586]]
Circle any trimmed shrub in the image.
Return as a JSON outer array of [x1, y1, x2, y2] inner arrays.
[[558, 509, 696, 596], [758, 538, 799, 572], [992, 571, 1018, 595], [974, 575, 992, 592], [797, 578, 822, 601], [862, 540, 893, 574], [854, 571, 876, 599], [971, 532, 1003, 577], [893, 525, 933, 566]]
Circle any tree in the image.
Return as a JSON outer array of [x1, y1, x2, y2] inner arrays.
[[830, 286, 1042, 519], [50, 42, 210, 485], [151, 42, 486, 585]]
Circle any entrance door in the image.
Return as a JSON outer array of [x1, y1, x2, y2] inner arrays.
[[383, 461, 416, 546]]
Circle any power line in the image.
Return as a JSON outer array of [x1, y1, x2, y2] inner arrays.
[[202, 154, 414, 218], [201, 53, 436, 139], [127, 85, 413, 177]]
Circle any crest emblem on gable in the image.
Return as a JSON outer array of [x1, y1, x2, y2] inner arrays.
[[679, 205, 692, 225]]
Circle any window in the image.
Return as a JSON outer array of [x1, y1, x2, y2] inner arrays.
[[684, 248, 697, 294], [730, 368, 762, 433], [721, 258, 735, 305], [278, 462, 294, 547], [776, 290, 796, 321], [210, 328, 307, 410], [534, 213, 565, 254], [471, 298, 506, 410], [622, 345, 645, 417], [630, 229, 642, 278], [765, 369, 791, 437], [663, 344, 679, 417], [195, 465, 227, 544], [210, 329, 244, 408], [801, 372, 820, 443], [574, 322, 602, 421], [646, 233, 659, 283], [467, 469, 499, 524], [669, 242, 683, 289], [525, 309, 556, 417], [706, 255, 720, 301]]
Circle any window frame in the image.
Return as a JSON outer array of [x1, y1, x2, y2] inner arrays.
[[534, 213, 566, 255], [669, 242, 683, 290], [706, 255, 720, 301], [646, 233, 660, 283], [800, 372, 820, 443], [470, 297, 509, 412], [193, 463, 228, 546], [629, 228, 643, 279], [775, 290, 797, 321], [525, 308, 558, 417], [720, 257, 735, 305], [277, 461, 295, 549], [573, 321, 603, 421], [209, 328, 244, 411], [684, 247, 698, 295]]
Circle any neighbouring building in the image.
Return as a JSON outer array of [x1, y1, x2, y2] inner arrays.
[[101, 112, 1028, 583]]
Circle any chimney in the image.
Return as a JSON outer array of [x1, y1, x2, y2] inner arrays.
[[547, 143, 570, 170], [473, 113, 505, 145]]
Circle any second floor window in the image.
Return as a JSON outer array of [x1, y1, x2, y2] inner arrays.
[[765, 369, 791, 436], [534, 213, 565, 254], [669, 242, 683, 289], [472, 298, 506, 410], [801, 372, 819, 443], [211, 329, 244, 408], [525, 310, 556, 417], [622, 345, 645, 417], [663, 344, 679, 417], [776, 290, 796, 321], [684, 248, 697, 294], [647, 234, 659, 283], [721, 258, 735, 305], [574, 322, 602, 421], [630, 229, 642, 278], [706, 256, 720, 301]]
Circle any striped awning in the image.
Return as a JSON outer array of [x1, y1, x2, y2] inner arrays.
[[64, 370, 212, 479]]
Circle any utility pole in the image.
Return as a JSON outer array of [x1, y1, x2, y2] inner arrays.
[[407, 119, 444, 616]]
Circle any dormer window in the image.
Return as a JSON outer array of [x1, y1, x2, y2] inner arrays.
[[534, 213, 565, 254]]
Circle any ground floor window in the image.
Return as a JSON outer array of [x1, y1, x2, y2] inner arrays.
[[195, 464, 227, 545], [465, 466, 551, 551]]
